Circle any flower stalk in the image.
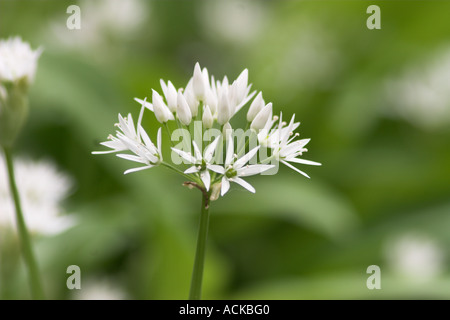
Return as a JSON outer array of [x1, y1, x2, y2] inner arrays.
[[2, 147, 44, 300], [189, 189, 211, 300]]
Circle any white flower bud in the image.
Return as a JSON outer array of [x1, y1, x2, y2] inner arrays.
[[193, 62, 205, 100], [246, 92, 264, 122], [202, 105, 214, 129], [217, 89, 232, 125], [152, 89, 174, 123], [184, 81, 199, 117], [160, 79, 177, 112], [222, 122, 232, 139], [176, 91, 192, 126], [251, 102, 272, 130]]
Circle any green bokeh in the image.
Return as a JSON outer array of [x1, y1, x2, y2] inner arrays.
[[1, 0, 450, 299]]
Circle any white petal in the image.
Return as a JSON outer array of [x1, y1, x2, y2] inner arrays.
[[134, 97, 154, 112], [281, 160, 310, 178], [246, 92, 264, 122], [171, 147, 196, 164], [235, 89, 256, 113], [177, 91, 192, 126], [92, 150, 119, 155], [221, 176, 230, 196], [225, 130, 234, 166], [137, 104, 146, 139], [202, 104, 214, 129], [286, 157, 321, 166], [193, 62, 205, 99], [139, 126, 156, 152], [184, 166, 200, 174], [231, 177, 255, 193], [124, 165, 154, 175], [207, 164, 225, 174], [192, 141, 202, 160], [116, 153, 146, 164], [237, 164, 274, 177], [217, 88, 232, 125], [157, 127, 162, 157], [200, 170, 211, 191], [251, 102, 272, 130], [234, 146, 260, 169], [204, 135, 221, 162]]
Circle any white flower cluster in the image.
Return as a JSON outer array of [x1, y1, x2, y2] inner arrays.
[[0, 156, 75, 235], [0, 37, 41, 83], [94, 63, 321, 196]]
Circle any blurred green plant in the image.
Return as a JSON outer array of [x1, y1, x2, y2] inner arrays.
[[1, 0, 449, 299]]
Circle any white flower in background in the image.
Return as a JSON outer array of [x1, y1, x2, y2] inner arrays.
[[48, 0, 148, 52], [0, 37, 41, 147], [200, 0, 268, 44], [0, 156, 74, 235], [385, 233, 445, 283], [0, 37, 41, 83], [95, 62, 320, 197], [72, 278, 128, 300], [384, 47, 450, 129]]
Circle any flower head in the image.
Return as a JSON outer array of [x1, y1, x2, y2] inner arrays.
[[94, 62, 320, 197], [219, 131, 274, 196], [0, 37, 41, 83], [93, 110, 162, 174], [0, 37, 42, 148]]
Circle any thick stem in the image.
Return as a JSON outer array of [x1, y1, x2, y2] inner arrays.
[[189, 192, 211, 300], [2, 147, 44, 299]]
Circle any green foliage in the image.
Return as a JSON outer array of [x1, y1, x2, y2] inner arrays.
[[1, 0, 450, 299]]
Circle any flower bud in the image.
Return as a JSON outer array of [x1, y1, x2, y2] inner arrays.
[[217, 89, 232, 125], [0, 37, 41, 147], [246, 92, 264, 122], [152, 89, 174, 123], [160, 79, 177, 112], [202, 105, 213, 129], [193, 62, 205, 100], [251, 102, 272, 131], [176, 91, 192, 126]]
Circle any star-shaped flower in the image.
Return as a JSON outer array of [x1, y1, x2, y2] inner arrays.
[[171, 135, 223, 191]]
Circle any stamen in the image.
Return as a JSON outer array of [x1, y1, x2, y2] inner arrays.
[[273, 116, 279, 121]]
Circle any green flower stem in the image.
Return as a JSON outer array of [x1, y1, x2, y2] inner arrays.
[[189, 192, 210, 300], [163, 123, 175, 148], [2, 147, 44, 300]]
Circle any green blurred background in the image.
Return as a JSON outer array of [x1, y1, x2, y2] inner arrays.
[[1, 0, 450, 299]]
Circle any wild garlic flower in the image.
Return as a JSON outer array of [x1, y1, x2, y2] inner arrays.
[[94, 63, 321, 197], [259, 113, 321, 178], [93, 112, 162, 174], [171, 136, 223, 191], [218, 131, 274, 196], [0, 37, 41, 83], [0, 37, 42, 148], [0, 156, 74, 235]]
